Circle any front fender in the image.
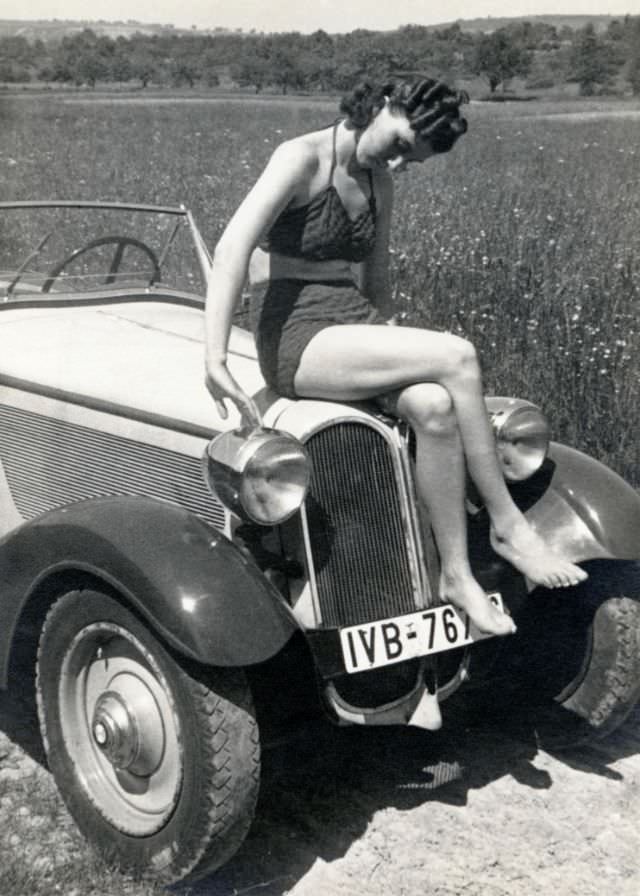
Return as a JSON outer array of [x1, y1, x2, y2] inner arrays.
[[0, 496, 298, 687], [526, 443, 640, 562]]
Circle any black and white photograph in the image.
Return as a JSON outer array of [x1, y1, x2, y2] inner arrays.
[[0, 1, 639, 894]]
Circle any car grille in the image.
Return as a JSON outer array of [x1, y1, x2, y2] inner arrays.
[[303, 421, 419, 628], [0, 403, 226, 530]]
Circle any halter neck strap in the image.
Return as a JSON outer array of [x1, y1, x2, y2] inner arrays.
[[330, 120, 375, 210], [329, 121, 339, 182]]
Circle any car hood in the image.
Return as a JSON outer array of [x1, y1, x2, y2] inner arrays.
[[0, 300, 273, 435]]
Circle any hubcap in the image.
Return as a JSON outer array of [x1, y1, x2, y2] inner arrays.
[[92, 691, 140, 770], [91, 680, 165, 775], [58, 622, 183, 836]]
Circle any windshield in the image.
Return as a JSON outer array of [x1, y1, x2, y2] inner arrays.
[[0, 203, 209, 300]]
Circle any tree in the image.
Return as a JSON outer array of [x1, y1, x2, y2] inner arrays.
[[329, 60, 366, 93], [199, 50, 220, 87], [230, 56, 271, 93], [307, 29, 334, 58], [569, 24, 614, 95], [0, 61, 31, 82], [269, 50, 306, 94], [169, 59, 199, 88], [48, 29, 114, 87], [628, 17, 640, 94], [128, 38, 158, 88], [472, 29, 531, 93], [73, 54, 104, 87]]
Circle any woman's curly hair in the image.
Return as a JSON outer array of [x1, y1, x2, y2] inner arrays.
[[340, 77, 469, 153]]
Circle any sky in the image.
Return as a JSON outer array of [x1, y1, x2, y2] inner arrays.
[[1, 0, 637, 33]]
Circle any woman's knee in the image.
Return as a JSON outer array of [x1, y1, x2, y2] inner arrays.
[[397, 383, 457, 436], [438, 334, 480, 384]]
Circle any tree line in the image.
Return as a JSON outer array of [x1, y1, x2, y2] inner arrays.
[[1, 17, 640, 96]]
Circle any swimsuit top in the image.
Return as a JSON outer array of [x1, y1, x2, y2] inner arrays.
[[260, 122, 377, 263]]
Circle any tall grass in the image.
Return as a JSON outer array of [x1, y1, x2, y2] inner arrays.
[[0, 93, 638, 483], [390, 105, 640, 483]]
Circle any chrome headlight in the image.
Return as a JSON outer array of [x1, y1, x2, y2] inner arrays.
[[203, 427, 311, 525], [488, 399, 551, 482]]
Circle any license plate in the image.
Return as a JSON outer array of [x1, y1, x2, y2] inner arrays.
[[339, 593, 504, 674]]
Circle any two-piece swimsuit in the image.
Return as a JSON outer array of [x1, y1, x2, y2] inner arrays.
[[249, 121, 385, 399]]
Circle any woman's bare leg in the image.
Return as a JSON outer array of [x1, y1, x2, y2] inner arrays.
[[295, 324, 587, 589], [394, 384, 515, 636]]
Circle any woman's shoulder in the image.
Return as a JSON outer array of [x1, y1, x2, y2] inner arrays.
[[268, 131, 323, 180]]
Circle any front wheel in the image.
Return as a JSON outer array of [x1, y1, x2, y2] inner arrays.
[[36, 589, 260, 883], [504, 562, 640, 750]]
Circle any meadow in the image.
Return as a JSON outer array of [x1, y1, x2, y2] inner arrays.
[[0, 90, 638, 488]]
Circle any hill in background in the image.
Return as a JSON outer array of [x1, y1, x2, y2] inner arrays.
[[435, 14, 621, 34], [0, 14, 624, 42]]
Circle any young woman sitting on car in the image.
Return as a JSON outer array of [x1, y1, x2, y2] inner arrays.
[[204, 76, 587, 638]]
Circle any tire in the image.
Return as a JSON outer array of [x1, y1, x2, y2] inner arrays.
[[506, 562, 640, 750], [36, 588, 260, 884]]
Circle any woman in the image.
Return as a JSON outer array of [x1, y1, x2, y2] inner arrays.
[[204, 77, 587, 638]]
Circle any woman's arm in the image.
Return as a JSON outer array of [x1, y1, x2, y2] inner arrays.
[[356, 169, 394, 319], [205, 141, 315, 420]]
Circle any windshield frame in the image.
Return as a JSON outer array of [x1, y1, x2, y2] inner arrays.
[[0, 201, 212, 302]]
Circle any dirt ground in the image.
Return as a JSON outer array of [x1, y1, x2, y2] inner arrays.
[[1, 675, 638, 896]]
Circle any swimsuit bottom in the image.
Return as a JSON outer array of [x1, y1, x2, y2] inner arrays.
[[248, 278, 384, 399]]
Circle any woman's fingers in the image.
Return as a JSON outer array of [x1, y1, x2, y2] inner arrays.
[[205, 365, 262, 428], [214, 397, 229, 419], [236, 391, 263, 429]]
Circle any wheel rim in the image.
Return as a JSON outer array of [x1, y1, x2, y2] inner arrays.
[[58, 622, 183, 836]]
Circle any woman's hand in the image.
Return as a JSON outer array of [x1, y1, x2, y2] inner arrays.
[[205, 359, 263, 428]]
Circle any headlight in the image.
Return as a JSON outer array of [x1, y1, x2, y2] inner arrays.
[[488, 399, 550, 482], [203, 427, 311, 525]]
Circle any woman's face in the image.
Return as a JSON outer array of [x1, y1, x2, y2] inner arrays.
[[356, 102, 435, 173]]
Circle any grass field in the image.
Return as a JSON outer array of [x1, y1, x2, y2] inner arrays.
[[1, 91, 638, 488]]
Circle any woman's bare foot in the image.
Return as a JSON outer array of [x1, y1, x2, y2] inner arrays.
[[440, 570, 516, 637], [490, 516, 588, 588]]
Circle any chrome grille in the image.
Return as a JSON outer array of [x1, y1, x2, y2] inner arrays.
[[304, 421, 417, 627], [0, 403, 226, 530]]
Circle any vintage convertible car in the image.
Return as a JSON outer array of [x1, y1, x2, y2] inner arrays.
[[0, 201, 639, 883]]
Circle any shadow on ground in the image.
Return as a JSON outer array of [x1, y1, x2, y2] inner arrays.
[[176, 700, 640, 896]]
